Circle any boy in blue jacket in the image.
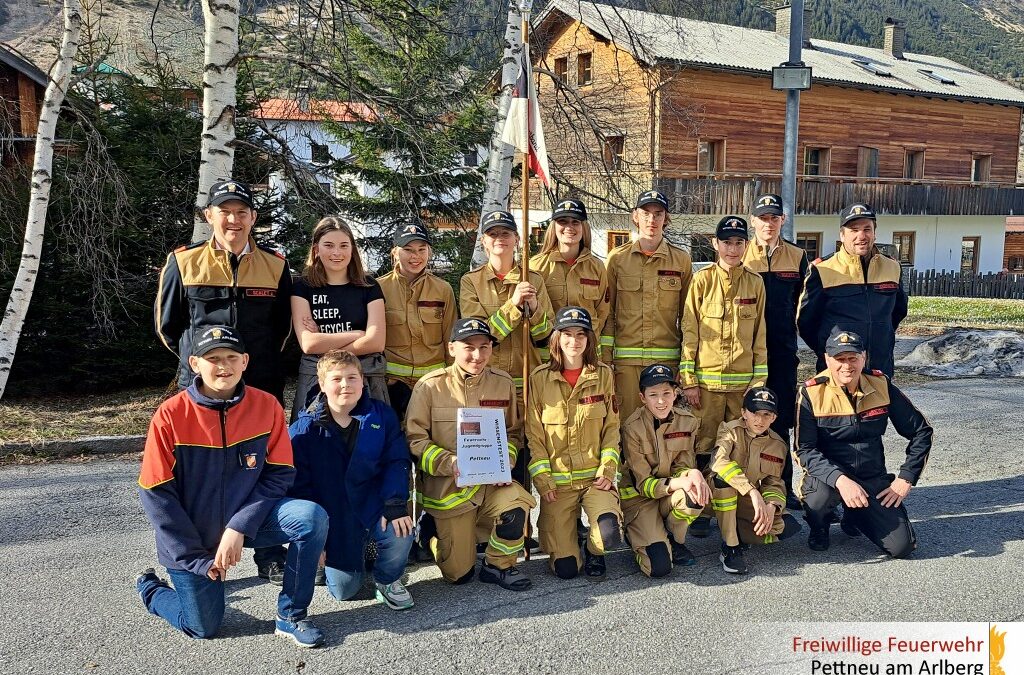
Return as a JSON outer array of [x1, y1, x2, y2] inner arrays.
[[289, 349, 416, 610], [136, 326, 328, 647]]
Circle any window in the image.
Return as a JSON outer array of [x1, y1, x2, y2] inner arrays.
[[796, 232, 822, 260], [971, 154, 992, 182], [690, 234, 715, 263], [697, 139, 726, 173], [577, 52, 593, 86], [961, 237, 980, 273], [603, 135, 624, 170], [607, 230, 631, 251], [892, 232, 916, 265], [531, 226, 546, 246], [857, 146, 879, 178], [1010, 256, 1024, 272], [918, 69, 956, 85], [311, 142, 330, 165], [852, 60, 892, 77], [186, 97, 200, 113], [462, 149, 479, 167], [904, 149, 925, 179], [803, 147, 830, 176], [554, 57, 568, 83]]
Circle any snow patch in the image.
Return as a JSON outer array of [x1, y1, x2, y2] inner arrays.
[[896, 329, 1024, 377]]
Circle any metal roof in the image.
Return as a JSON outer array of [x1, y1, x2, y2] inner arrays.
[[0, 43, 47, 87], [541, 0, 1024, 107]]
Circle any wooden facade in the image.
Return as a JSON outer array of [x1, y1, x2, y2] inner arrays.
[[529, 12, 1024, 218], [0, 50, 47, 165]]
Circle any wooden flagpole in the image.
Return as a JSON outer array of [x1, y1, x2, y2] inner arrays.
[[519, 0, 532, 562]]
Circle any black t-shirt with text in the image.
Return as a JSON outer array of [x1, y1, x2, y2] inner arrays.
[[292, 277, 384, 333]]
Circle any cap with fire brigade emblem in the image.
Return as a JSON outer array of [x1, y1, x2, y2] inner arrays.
[[207, 180, 255, 209], [715, 216, 749, 241], [825, 326, 866, 356], [639, 363, 677, 390], [840, 202, 877, 227], [393, 221, 432, 246], [553, 306, 593, 332], [743, 386, 778, 414], [635, 190, 669, 210], [752, 193, 784, 217], [551, 199, 588, 222], [450, 317, 497, 344], [192, 325, 246, 356], [481, 210, 518, 233]]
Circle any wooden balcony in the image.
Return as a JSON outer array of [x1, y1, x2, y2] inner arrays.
[[518, 172, 1024, 217]]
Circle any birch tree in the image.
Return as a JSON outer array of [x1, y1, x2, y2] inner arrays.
[[0, 0, 82, 399], [193, 0, 241, 242]]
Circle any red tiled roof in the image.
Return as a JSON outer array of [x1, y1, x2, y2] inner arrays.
[[253, 98, 375, 123]]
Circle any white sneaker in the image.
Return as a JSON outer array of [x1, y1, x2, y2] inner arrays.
[[375, 580, 414, 610]]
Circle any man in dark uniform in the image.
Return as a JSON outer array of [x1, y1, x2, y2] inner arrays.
[[742, 193, 808, 509], [795, 328, 932, 558], [797, 203, 908, 378], [155, 179, 293, 584]]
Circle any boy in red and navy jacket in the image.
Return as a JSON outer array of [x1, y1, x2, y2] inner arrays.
[[135, 326, 328, 648]]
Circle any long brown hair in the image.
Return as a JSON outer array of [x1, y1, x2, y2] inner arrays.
[[538, 215, 593, 257], [547, 327, 598, 372], [302, 217, 371, 287]]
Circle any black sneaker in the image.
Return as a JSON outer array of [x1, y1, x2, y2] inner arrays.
[[314, 564, 327, 587], [786, 493, 803, 511], [258, 561, 285, 586], [583, 550, 607, 579], [689, 516, 711, 538], [478, 561, 532, 591], [526, 537, 542, 555], [719, 544, 748, 575], [476, 542, 487, 560], [808, 526, 831, 551], [671, 541, 696, 566]]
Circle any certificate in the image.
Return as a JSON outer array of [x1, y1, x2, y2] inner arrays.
[[455, 407, 511, 487]]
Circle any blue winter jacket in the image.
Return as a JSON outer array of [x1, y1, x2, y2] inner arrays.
[[288, 392, 411, 571]]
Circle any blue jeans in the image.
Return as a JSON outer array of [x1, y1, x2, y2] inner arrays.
[[325, 520, 414, 600], [137, 498, 328, 639]]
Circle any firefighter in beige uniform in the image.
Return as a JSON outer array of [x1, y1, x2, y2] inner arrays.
[[604, 191, 692, 422], [460, 210, 554, 394], [530, 199, 610, 359], [526, 307, 621, 580], [710, 387, 802, 575], [620, 365, 711, 578], [378, 222, 457, 420], [405, 318, 537, 591]]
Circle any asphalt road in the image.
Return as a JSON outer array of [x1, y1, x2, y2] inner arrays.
[[1, 377, 1022, 674]]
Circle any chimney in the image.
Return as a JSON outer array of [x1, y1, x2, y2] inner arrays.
[[297, 85, 311, 113], [883, 18, 906, 60], [775, 3, 813, 49]]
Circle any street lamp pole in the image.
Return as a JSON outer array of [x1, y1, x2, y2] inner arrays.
[[780, 0, 805, 242]]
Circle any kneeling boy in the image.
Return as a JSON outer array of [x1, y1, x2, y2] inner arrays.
[[710, 386, 801, 575], [136, 326, 328, 647], [620, 364, 711, 578], [405, 318, 537, 591], [289, 349, 415, 610]]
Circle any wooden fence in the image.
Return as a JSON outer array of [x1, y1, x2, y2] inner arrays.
[[906, 270, 1024, 299]]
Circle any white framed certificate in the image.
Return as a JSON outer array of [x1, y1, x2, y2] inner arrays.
[[455, 407, 511, 487]]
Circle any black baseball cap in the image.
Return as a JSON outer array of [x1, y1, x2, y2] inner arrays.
[[840, 203, 877, 227], [450, 317, 497, 344], [481, 210, 517, 233], [551, 199, 587, 221], [753, 193, 784, 217], [553, 306, 593, 332], [635, 190, 669, 210], [639, 364, 677, 390], [207, 180, 255, 209], [715, 216, 749, 241], [825, 327, 866, 356], [192, 325, 246, 356], [394, 222, 431, 247], [743, 386, 778, 414]]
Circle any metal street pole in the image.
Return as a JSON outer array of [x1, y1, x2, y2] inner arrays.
[[781, 0, 804, 243]]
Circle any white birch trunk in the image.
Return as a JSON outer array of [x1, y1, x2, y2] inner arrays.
[[0, 0, 82, 400], [192, 0, 240, 242], [474, 1, 526, 267]]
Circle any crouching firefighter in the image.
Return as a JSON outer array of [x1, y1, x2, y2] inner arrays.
[[405, 318, 537, 591]]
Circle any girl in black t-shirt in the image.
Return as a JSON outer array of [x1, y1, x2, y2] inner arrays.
[[291, 217, 386, 420]]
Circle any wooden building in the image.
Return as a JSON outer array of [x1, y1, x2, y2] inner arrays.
[[1004, 218, 1024, 273], [519, 1, 1024, 273], [0, 44, 47, 166]]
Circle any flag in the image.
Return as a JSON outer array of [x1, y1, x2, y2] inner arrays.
[[501, 42, 551, 188]]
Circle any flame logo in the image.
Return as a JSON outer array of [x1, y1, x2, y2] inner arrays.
[[991, 625, 1006, 675]]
